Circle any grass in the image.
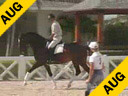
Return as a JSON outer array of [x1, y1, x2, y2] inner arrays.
[[0, 60, 14, 65], [0, 60, 17, 80], [0, 60, 35, 80]]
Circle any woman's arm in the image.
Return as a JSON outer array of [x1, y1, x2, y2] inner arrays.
[[102, 63, 105, 72], [86, 62, 94, 83], [88, 62, 94, 80]]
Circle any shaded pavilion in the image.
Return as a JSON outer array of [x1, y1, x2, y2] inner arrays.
[[64, 0, 128, 44]]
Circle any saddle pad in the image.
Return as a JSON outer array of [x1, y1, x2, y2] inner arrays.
[[54, 43, 64, 54]]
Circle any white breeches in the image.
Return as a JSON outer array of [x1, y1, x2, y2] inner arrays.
[[48, 37, 62, 49]]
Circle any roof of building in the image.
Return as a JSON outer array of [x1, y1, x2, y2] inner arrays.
[[64, 0, 128, 14], [29, 1, 76, 11]]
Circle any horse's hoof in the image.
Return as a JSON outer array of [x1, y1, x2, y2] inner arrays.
[[23, 82, 27, 86], [53, 86, 57, 89], [67, 84, 71, 88]]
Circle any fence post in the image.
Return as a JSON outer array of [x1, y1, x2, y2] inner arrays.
[[103, 55, 109, 78], [18, 55, 26, 80]]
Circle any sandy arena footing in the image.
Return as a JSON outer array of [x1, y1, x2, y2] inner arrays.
[[0, 81, 127, 96]]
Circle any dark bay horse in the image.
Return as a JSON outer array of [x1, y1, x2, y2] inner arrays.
[[19, 32, 90, 88]]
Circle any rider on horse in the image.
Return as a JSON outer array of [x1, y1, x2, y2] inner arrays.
[[47, 14, 63, 61]]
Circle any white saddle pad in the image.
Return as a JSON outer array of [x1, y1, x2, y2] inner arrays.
[[54, 43, 64, 54]]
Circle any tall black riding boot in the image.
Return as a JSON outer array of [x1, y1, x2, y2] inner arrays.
[[47, 48, 54, 62]]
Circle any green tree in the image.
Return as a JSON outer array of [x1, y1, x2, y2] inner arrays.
[[58, 16, 97, 34], [58, 15, 97, 42], [104, 22, 128, 46], [80, 16, 97, 38], [58, 16, 75, 33]]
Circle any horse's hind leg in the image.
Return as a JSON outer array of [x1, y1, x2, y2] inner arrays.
[[67, 60, 81, 88], [44, 64, 57, 89], [79, 59, 89, 73], [79, 59, 89, 79], [23, 62, 42, 86]]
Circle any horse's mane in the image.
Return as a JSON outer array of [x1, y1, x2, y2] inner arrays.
[[24, 32, 46, 41], [21, 32, 47, 47]]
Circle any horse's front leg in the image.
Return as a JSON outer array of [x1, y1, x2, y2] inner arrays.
[[44, 64, 57, 89], [24, 72, 30, 86], [23, 62, 42, 86], [67, 62, 81, 88]]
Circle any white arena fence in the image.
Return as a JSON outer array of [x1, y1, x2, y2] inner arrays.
[[0, 55, 127, 81]]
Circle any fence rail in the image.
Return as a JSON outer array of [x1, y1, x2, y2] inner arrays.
[[0, 55, 127, 80]]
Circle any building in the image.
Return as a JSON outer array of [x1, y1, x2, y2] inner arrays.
[[64, 0, 128, 45], [16, 0, 83, 41]]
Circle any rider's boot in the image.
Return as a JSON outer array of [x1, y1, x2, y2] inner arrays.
[[47, 48, 54, 63]]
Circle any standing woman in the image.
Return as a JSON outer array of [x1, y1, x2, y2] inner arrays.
[[85, 42, 105, 96]]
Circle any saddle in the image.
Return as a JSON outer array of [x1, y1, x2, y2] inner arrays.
[[46, 41, 64, 62]]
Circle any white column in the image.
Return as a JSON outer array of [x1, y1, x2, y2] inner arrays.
[[18, 55, 26, 80]]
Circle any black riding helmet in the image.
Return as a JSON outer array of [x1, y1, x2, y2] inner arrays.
[[48, 14, 55, 20]]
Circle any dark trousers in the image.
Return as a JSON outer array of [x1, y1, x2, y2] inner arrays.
[[85, 70, 104, 96]]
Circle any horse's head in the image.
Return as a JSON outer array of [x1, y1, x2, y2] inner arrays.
[[18, 32, 47, 56], [18, 33, 28, 56]]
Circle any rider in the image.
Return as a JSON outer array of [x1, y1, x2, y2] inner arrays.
[[47, 14, 63, 61], [85, 42, 105, 96]]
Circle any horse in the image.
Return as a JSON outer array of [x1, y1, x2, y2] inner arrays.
[[19, 32, 90, 89]]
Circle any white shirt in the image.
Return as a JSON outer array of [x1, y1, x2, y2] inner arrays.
[[89, 52, 103, 70], [51, 20, 62, 39]]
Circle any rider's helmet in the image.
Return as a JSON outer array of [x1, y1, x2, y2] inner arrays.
[[89, 42, 99, 49]]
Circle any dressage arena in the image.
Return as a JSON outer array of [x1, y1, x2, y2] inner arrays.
[[0, 81, 128, 96], [0, 56, 128, 96], [0, 81, 86, 96]]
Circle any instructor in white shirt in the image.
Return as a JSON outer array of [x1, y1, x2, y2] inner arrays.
[[85, 42, 105, 96]]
